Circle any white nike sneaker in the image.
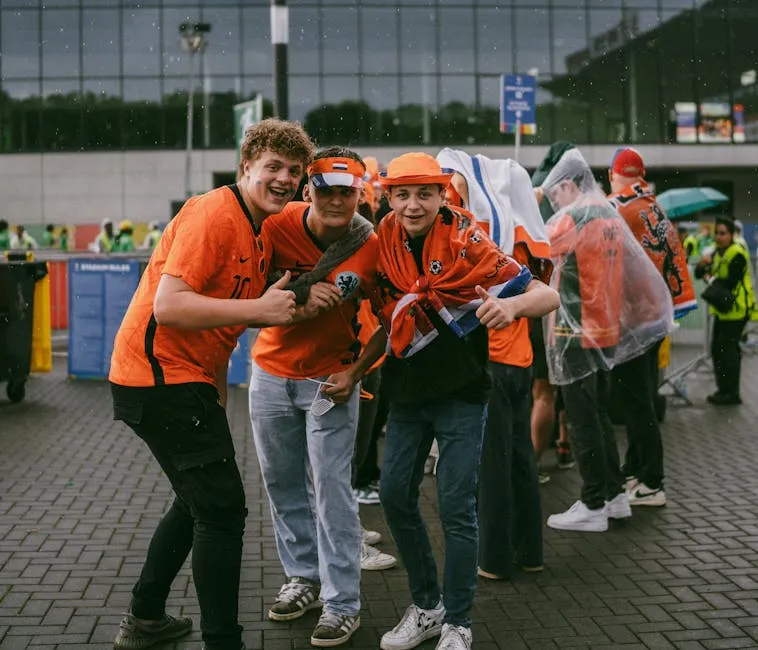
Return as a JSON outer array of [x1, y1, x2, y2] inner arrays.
[[628, 483, 666, 507], [547, 500, 608, 532], [361, 543, 397, 571], [605, 491, 632, 520], [436, 623, 472, 650], [380, 600, 445, 650]]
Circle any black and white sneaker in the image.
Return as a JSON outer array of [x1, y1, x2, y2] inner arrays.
[[310, 610, 360, 647], [380, 600, 445, 650], [268, 577, 322, 622]]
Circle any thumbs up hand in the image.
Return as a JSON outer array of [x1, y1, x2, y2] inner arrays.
[[475, 285, 517, 331]]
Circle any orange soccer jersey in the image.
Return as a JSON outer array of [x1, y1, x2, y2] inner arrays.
[[109, 185, 268, 387], [477, 220, 533, 368], [253, 202, 379, 379]]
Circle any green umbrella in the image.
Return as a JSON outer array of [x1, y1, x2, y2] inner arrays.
[[657, 187, 729, 219]]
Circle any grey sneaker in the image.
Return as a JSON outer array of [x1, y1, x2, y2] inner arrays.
[[113, 613, 192, 650], [268, 577, 322, 621], [310, 610, 361, 647]]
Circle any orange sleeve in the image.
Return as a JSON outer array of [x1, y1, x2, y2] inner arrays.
[[547, 212, 577, 257], [163, 203, 226, 293]]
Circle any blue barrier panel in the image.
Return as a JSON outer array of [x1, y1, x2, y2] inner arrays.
[[68, 259, 140, 379], [228, 329, 251, 386]]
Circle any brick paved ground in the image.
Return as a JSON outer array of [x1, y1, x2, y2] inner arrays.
[[2, 348, 758, 649]]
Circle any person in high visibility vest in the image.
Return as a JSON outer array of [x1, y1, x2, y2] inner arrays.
[[114, 220, 136, 252], [93, 219, 114, 253], [695, 216, 755, 406], [0, 220, 10, 250], [142, 222, 162, 249], [10, 225, 38, 250], [679, 227, 698, 261]]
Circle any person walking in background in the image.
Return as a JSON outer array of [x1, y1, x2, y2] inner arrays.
[[143, 221, 163, 250], [59, 227, 70, 251], [10, 225, 37, 250], [375, 153, 557, 650], [696, 224, 715, 258], [607, 147, 696, 508], [108, 118, 315, 650], [114, 220, 136, 252], [695, 217, 755, 406], [42, 224, 57, 248], [0, 220, 10, 250], [93, 218, 115, 253], [679, 227, 697, 261]]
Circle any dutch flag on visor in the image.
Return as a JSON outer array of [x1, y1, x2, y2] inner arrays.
[[332, 162, 349, 170]]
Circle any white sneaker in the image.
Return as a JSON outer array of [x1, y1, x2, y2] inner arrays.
[[436, 623, 472, 650], [361, 543, 397, 571], [354, 487, 381, 505], [605, 492, 632, 519], [624, 476, 640, 492], [361, 527, 382, 546], [628, 483, 666, 507], [380, 600, 445, 650], [547, 500, 608, 532]]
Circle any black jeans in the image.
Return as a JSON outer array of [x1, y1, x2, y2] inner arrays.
[[111, 382, 246, 650], [561, 371, 624, 510], [478, 363, 542, 577], [354, 370, 389, 489], [612, 341, 663, 489], [352, 369, 383, 489], [711, 318, 748, 396]]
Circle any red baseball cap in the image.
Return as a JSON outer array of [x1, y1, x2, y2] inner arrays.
[[610, 147, 645, 178]]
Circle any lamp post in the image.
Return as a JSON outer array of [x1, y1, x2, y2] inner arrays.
[[271, 0, 289, 119], [179, 21, 211, 199]]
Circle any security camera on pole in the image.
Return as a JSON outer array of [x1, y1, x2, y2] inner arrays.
[[179, 21, 211, 200]]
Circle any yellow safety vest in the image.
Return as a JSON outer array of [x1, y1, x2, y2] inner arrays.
[[710, 243, 755, 321]]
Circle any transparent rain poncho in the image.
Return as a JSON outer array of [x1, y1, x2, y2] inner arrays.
[[539, 149, 674, 385]]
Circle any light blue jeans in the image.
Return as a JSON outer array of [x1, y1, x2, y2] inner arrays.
[[248, 362, 361, 616]]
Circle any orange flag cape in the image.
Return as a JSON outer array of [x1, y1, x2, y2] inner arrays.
[[375, 207, 532, 358]]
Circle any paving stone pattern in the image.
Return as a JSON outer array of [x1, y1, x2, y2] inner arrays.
[[2, 352, 758, 649]]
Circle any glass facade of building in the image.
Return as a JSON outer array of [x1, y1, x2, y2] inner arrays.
[[0, 0, 755, 152]]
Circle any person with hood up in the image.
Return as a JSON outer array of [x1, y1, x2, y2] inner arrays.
[[540, 149, 674, 533]]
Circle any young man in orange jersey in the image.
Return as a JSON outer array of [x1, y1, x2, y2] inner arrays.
[[607, 148, 695, 507], [108, 119, 317, 650], [249, 147, 388, 647]]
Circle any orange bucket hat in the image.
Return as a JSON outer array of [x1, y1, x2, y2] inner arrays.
[[379, 152, 454, 187]]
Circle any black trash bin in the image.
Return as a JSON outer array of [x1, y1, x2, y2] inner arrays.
[[0, 261, 48, 403]]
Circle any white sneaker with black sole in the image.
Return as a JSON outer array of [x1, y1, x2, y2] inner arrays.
[[310, 610, 360, 647], [267, 577, 321, 621], [628, 483, 666, 507], [436, 623, 472, 650], [380, 600, 445, 650], [361, 543, 397, 571], [605, 491, 632, 519], [547, 500, 608, 532]]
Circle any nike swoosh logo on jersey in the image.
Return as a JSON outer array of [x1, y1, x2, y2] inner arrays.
[[240, 256, 250, 263]]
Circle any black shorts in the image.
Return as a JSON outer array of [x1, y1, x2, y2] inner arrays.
[[529, 318, 550, 381]]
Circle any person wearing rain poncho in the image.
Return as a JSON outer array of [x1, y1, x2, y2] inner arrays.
[[436, 147, 555, 581], [540, 150, 674, 533]]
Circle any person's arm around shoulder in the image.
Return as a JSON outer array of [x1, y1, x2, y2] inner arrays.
[[475, 279, 560, 331], [154, 272, 295, 330]]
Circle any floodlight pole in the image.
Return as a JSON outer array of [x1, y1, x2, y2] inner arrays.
[[271, 0, 289, 119]]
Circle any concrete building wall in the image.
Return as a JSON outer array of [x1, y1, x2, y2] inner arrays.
[[2, 145, 757, 226]]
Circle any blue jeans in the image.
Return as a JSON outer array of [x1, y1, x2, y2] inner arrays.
[[248, 363, 361, 616], [379, 398, 487, 628]]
